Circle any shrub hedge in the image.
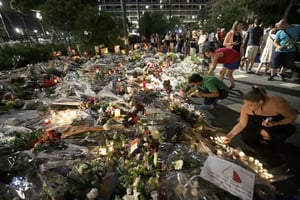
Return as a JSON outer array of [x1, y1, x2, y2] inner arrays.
[[0, 43, 67, 71]]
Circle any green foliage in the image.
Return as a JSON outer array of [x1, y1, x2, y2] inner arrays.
[[205, 0, 300, 30], [0, 43, 65, 70], [9, 0, 46, 12], [138, 12, 169, 38], [74, 8, 123, 51], [10, 129, 43, 150], [40, 0, 83, 31], [205, 0, 246, 31]]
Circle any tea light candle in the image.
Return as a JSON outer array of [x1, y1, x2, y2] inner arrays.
[[99, 147, 107, 155], [127, 86, 132, 94], [108, 146, 114, 152], [170, 94, 174, 102], [114, 109, 121, 117], [153, 152, 158, 167], [249, 157, 254, 162], [44, 119, 51, 125], [239, 151, 246, 158]]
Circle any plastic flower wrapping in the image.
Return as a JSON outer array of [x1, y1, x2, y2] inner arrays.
[[0, 50, 291, 200]]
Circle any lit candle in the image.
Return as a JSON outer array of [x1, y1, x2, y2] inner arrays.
[[249, 157, 254, 162], [127, 86, 132, 94], [44, 119, 51, 125], [153, 152, 158, 167], [239, 151, 245, 158], [170, 94, 174, 102], [99, 147, 107, 155], [108, 146, 114, 152], [114, 109, 121, 117]]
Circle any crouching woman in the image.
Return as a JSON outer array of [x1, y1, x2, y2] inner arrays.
[[224, 85, 297, 146]]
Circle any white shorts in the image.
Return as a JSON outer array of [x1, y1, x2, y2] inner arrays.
[[245, 45, 260, 59]]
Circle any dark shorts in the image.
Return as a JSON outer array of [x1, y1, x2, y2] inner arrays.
[[271, 51, 295, 69], [223, 61, 240, 70], [200, 88, 229, 105]]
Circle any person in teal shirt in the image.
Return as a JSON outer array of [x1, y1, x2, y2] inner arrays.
[[184, 73, 229, 109]]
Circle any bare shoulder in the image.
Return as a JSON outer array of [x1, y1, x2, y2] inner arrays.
[[268, 95, 292, 108], [269, 95, 288, 103]]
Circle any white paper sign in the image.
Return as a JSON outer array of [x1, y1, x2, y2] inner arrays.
[[200, 155, 255, 200]]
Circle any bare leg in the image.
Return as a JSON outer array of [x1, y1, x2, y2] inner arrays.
[[265, 63, 271, 74], [260, 129, 271, 140], [248, 57, 255, 71], [225, 69, 235, 88], [268, 67, 277, 81], [255, 62, 264, 74], [218, 67, 226, 81]]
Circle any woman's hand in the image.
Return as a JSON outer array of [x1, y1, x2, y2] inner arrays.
[[222, 136, 232, 144], [262, 117, 276, 127]]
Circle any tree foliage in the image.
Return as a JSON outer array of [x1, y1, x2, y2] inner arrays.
[[138, 12, 169, 38], [40, 0, 83, 32], [74, 6, 123, 50], [5, 0, 300, 51], [9, 0, 46, 12], [206, 0, 300, 31]]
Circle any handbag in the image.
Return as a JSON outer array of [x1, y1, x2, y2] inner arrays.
[[283, 30, 300, 61]]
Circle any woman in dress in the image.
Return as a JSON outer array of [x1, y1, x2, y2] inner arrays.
[[255, 27, 277, 75]]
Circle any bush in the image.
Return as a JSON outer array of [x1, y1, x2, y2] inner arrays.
[[0, 43, 67, 71]]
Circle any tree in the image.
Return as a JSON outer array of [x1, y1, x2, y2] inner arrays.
[[74, 6, 123, 51], [138, 12, 169, 39], [10, 0, 46, 12], [40, 0, 82, 32], [205, 0, 248, 31], [205, 0, 300, 31]]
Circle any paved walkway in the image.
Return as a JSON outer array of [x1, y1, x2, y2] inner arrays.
[[200, 63, 300, 198]]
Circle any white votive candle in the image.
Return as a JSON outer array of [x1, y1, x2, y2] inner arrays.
[[114, 109, 121, 117]]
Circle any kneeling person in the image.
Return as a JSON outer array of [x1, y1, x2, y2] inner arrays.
[[185, 73, 229, 109]]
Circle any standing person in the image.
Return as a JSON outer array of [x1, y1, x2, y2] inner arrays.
[[216, 28, 226, 48], [268, 18, 300, 81], [203, 43, 241, 90], [182, 73, 229, 109], [244, 18, 264, 73], [255, 27, 277, 75], [223, 20, 244, 55], [223, 85, 297, 146], [197, 29, 208, 57]]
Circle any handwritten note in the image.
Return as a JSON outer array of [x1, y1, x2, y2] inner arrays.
[[200, 155, 255, 200]]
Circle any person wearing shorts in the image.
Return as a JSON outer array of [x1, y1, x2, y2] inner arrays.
[[203, 43, 241, 89], [268, 18, 300, 81], [243, 18, 264, 72]]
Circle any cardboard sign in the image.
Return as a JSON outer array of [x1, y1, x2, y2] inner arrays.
[[200, 155, 255, 200]]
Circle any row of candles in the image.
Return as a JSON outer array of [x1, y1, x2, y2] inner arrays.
[[210, 136, 274, 180]]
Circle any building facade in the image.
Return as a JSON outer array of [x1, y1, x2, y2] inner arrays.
[[98, 0, 212, 27]]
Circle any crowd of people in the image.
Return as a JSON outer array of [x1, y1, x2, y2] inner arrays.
[[129, 17, 299, 164], [129, 17, 300, 86]]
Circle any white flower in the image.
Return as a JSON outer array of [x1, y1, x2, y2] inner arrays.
[[172, 160, 184, 170], [86, 188, 98, 200]]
